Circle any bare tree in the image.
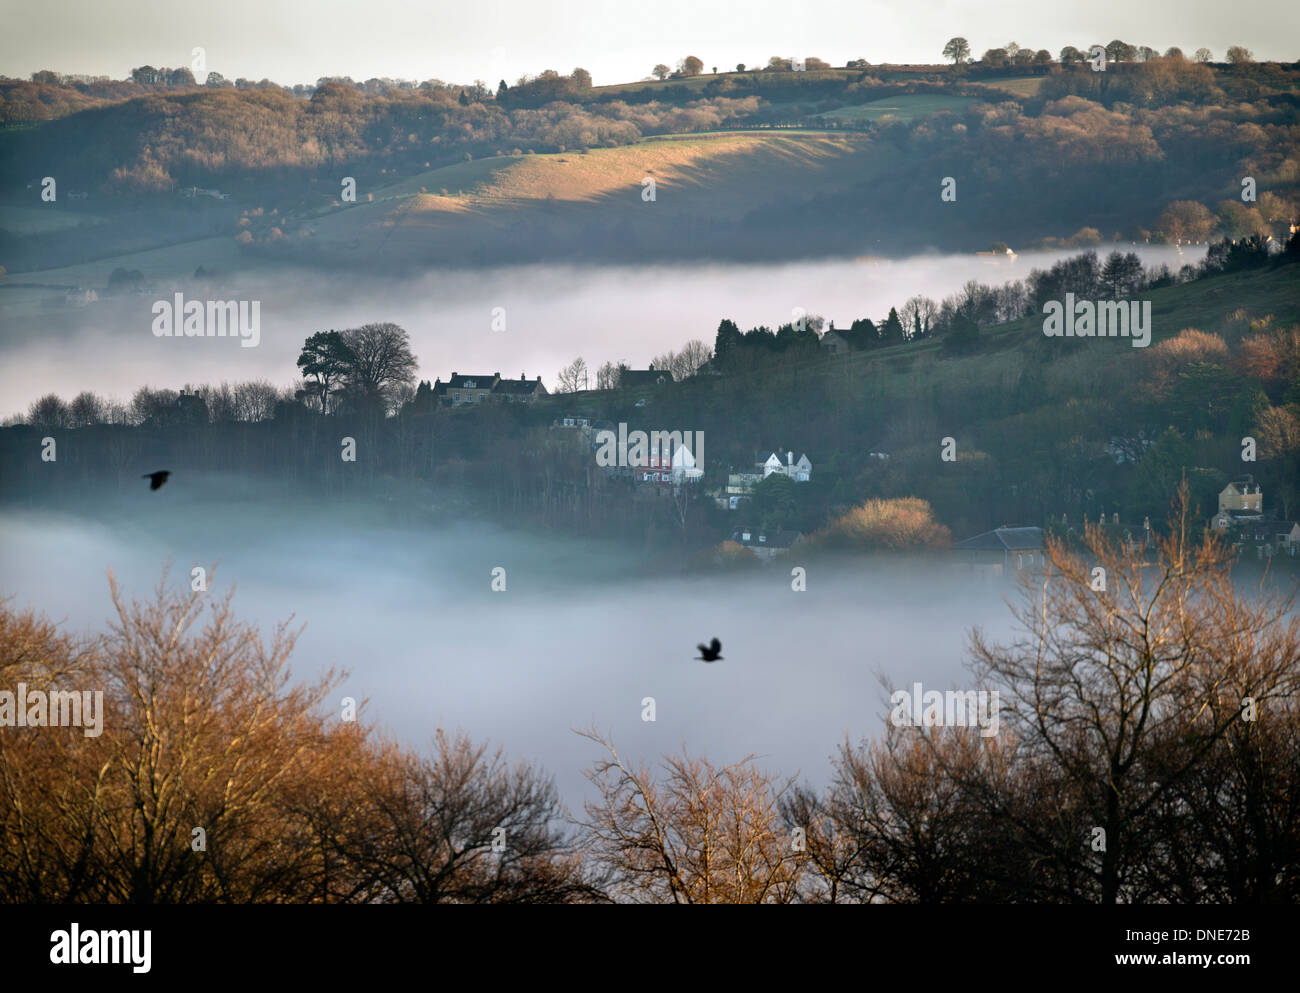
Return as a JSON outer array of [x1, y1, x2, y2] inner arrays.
[[326, 729, 603, 903], [901, 296, 938, 340], [673, 339, 712, 379], [27, 393, 69, 428], [595, 360, 622, 391], [339, 322, 419, 414], [232, 379, 280, 421], [555, 357, 588, 393], [578, 728, 804, 903], [129, 386, 178, 426], [968, 485, 1300, 902], [68, 391, 106, 428]]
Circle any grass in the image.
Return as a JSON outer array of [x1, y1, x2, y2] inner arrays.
[[306, 131, 881, 258], [0, 204, 109, 235], [817, 93, 978, 123], [0, 235, 268, 321], [970, 76, 1045, 98], [591, 68, 862, 96]]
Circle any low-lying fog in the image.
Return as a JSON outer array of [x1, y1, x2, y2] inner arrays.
[[0, 489, 1020, 806], [1, 246, 1203, 416]]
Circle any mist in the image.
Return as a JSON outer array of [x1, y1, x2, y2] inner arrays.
[[0, 484, 1020, 807], [0, 245, 1203, 417]]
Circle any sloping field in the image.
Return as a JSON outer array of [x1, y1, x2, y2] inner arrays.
[[302, 131, 881, 263], [818, 93, 978, 123], [971, 76, 1046, 97]]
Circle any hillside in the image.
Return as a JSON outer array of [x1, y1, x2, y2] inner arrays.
[[287, 131, 878, 267], [2, 57, 1297, 272]]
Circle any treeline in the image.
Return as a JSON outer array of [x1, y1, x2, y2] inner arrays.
[[4, 499, 1298, 902], [710, 240, 1294, 369], [0, 82, 763, 196], [5, 238, 1299, 540]]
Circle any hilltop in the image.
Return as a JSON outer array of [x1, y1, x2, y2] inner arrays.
[[2, 55, 1297, 272]]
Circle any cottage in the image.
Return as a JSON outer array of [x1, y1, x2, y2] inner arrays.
[[434, 372, 500, 406], [1233, 519, 1300, 559], [1210, 475, 1266, 530], [819, 329, 856, 356], [953, 526, 1044, 572], [730, 527, 802, 560], [175, 389, 207, 423], [554, 414, 592, 429], [762, 451, 812, 482], [722, 471, 762, 509], [617, 366, 674, 388], [492, 374, 547, 404], [1218, 475, 1264, 515]]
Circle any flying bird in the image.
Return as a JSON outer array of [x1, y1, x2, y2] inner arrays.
[[695, 638, 723, 663], [142, 470, 171, 491]]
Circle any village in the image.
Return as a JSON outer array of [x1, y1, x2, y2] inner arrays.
[[404, 364, 1298, 572]]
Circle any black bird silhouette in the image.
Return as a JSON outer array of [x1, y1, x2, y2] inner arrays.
[[695, 637, 723, 663], [142, 470, 171, 491]]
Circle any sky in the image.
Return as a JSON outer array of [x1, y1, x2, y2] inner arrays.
[[1, 0, 1296, 88]]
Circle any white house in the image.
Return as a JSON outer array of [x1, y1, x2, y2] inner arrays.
[[762, 451, 812, 482], [671, 444, 703, 483]]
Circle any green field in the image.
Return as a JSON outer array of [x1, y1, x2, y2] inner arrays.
[[0, 204, 108, 235], [817, 93, 978, 124], [302, 130, 882, 261], [591, 68, 862, 97], [972, 76, 1046, 97]]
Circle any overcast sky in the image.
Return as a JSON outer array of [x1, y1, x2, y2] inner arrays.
[[1, 0, 1295, 87]]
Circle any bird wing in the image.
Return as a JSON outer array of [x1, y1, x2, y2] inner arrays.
[[696, 644, 708, 656], [710, 638, 721, 653]]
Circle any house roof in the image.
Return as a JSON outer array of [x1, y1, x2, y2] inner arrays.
[[440, 373, 500, 390], [821, 327, 873, 350], [1242, 519, 1298, 533], [620, 369, 674, 386], [954, 526, 1044, 551], [730, 528, 802, 549], [493, 376, 545, 395]]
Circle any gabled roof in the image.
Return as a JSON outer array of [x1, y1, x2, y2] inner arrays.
[[493, 376, 546, 395], [440, 373, 500, 390], [954, 526, 1044, 551], [620, 369, 674, 386], [820, 327, 873, 350]]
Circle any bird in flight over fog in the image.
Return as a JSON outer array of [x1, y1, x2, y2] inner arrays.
[[695, 637, 723, 662]]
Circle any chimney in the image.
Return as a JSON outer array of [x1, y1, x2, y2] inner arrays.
[[787, 451, 793, 466], [1112, 512, 1119, 524]]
